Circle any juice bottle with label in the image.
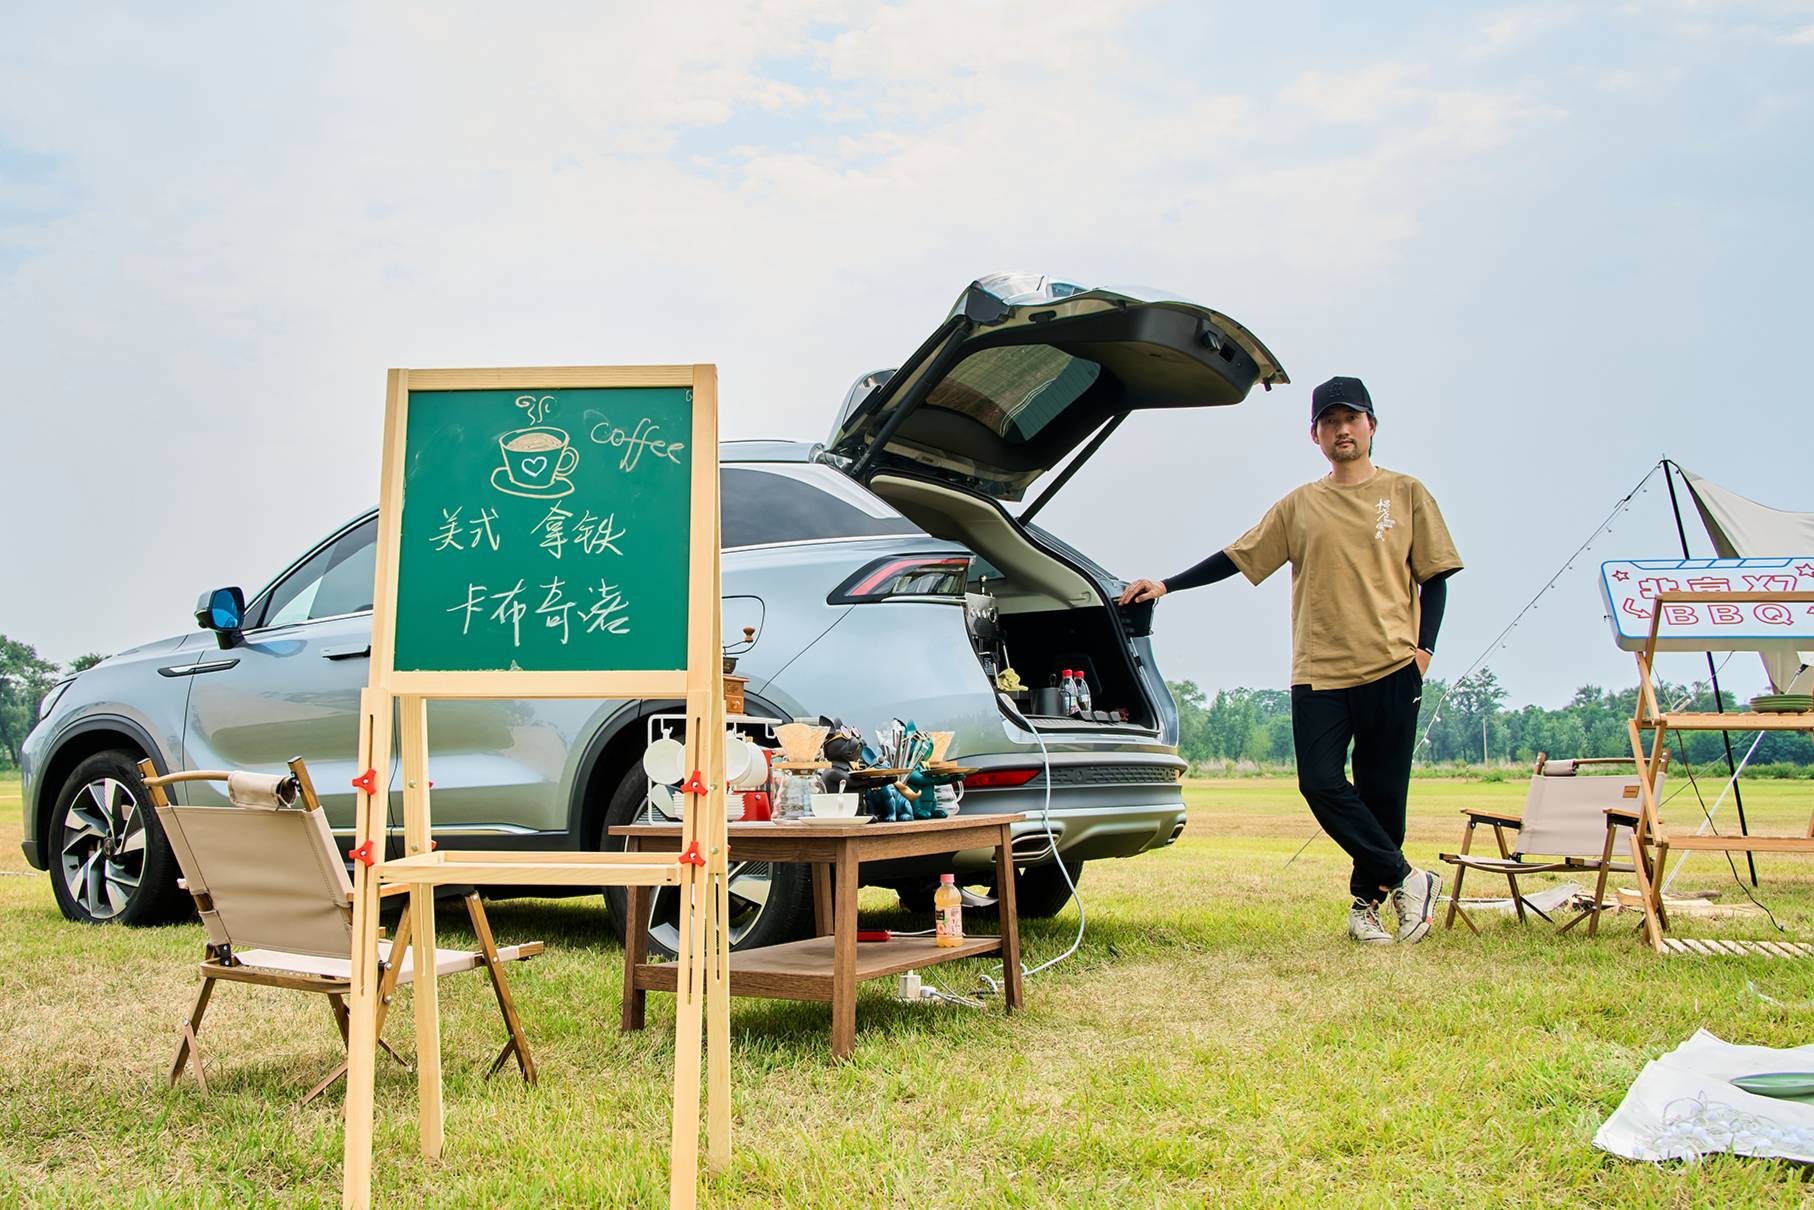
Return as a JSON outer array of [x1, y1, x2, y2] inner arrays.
[[934, 873, 963, 947]]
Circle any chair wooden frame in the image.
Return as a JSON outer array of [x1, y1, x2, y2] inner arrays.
[[1440, 752, 1664, 938], [1626, 590, 1814, 957], [141, 757, 542, 1103]]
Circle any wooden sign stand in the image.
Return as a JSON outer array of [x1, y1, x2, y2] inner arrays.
[[340, 366, 731, 1208], [1623, 589, 1814, 957]]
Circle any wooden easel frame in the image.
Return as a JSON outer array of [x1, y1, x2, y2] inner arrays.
[[341, 366, 731, 1209], [1626, 590, 1814, 957]]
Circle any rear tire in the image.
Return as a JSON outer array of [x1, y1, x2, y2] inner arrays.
[[996, 859, 1084, 919], [598, 762, 811, 957], [46, 750, 189, 925]]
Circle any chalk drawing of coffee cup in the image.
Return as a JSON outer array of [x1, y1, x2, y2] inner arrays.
[[493, 427, 578, 498]]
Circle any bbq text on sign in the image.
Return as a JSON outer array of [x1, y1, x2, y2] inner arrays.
[[1600, 557, 1814, 652]]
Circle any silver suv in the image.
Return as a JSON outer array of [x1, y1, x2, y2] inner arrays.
[[19, 273, 1287, 951]]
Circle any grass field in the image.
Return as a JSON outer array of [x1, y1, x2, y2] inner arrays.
[[4, 770, 1814, 1206]]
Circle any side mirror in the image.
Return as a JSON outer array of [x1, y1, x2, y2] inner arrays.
[[194, 586, 246, 650]]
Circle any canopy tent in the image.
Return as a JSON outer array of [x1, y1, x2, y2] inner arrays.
[[1679, 466, 1814, 695]]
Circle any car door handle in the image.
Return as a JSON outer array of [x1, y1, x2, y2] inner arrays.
[[322, 644, 371, 660], [157, 658, 240, 677]]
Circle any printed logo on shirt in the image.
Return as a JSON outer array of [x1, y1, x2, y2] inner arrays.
[[1374, 497, 1396, 542]]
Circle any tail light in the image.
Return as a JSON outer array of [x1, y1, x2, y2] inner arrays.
[[829, 554, 971, 604], [963, 768, 1041, 790]]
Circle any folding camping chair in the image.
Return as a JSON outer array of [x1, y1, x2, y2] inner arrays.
[[139, 757, 542, 1104], [1440, 751, 1667, 937]]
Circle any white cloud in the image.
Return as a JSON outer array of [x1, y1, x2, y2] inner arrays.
[[1469, 6, 1580, 57], [1282, 63, 1422, 125]]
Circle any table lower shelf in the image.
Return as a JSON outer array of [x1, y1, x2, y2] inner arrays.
[[633, 934, 1003, 1003]]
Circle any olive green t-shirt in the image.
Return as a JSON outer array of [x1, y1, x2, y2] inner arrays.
[[1225, 468, 1462, 691]]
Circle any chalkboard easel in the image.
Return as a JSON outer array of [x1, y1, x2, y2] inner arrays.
[[339, 366, 731, 1210]]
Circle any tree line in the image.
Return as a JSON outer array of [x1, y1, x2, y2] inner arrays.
[[1170, 667, 1814, 773], [0, 636, 104, 770]]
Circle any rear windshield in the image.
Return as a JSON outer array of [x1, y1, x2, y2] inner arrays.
[[925, 346, 1101, 443]]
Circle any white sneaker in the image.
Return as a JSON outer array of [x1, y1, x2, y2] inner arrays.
[[1348, 898, 1394, 945], [1390, 868, 1442, 943]]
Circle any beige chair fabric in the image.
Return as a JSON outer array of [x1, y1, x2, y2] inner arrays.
[[157, 803, 354, 959], [1513, 775, 1657, 861], [234, 938, 537, 982], [225, 771, 299, 810]]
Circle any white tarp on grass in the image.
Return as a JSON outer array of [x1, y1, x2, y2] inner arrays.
[[1595, 1029, 1814, 1162]]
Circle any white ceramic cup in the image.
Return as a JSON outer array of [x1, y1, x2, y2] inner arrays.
[[723, 732, 753, 785], [810, 792, 859, 818], [731, 739, 770, 790], [641, 736, 686, 785]]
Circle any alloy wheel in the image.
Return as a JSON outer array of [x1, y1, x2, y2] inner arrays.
[[58, 777, 147, 920], [645, 859, 775, 953]]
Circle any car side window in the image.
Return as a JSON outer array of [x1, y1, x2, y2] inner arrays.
[[721, 466, 921, 547], [255, 517, 379, 628]]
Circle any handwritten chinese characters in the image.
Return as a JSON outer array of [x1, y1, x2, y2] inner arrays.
[[448, 578, 632, 647]]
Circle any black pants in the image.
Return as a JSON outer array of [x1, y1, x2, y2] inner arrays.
[[1291, 662, 1422, 902]]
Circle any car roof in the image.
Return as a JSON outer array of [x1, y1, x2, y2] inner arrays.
[[719, 439, 817, 463]]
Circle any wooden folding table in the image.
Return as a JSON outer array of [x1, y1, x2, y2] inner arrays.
[[615, 814, 1026, 1058]]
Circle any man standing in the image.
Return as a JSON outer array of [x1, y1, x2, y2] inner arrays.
[[1120, 376, 1462, 944]]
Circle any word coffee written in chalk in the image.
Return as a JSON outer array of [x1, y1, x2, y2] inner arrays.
[[589, 416, 686, 473]]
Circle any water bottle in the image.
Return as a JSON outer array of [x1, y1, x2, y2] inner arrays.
[[934, 873, 964, 947], [1059, 669, 1077, 716], [1076, 669, 1093, 715]]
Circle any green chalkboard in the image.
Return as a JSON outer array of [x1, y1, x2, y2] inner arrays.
[[392, 386, 693, 673]]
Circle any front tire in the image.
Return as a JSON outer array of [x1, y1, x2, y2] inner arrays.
[[47, 750, 189, 925], [597, 763, 811, 957]]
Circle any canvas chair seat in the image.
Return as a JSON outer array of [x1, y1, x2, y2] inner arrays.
[[1441, 854, 1603, 874], [229, 938, 539, 984], [140, 758, 541, 1104], [1440, 753, 1664, 937]]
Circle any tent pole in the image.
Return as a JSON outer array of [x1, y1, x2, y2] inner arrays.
[[1663, 458, 1758, 886]]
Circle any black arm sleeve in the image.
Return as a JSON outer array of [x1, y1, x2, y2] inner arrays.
[[1417, 572, 1452, 653], [1162, 550, 1239, 594]]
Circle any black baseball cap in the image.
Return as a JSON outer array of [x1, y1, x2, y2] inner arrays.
[[1310, 376, 1374, 424]]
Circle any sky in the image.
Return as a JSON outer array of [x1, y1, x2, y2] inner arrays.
[[2, 1, 1811, 708]]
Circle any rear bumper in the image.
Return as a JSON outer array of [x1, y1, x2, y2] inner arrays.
[[862, 752, 1187, 882]]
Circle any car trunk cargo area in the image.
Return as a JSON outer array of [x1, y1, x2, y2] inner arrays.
[[988, 602, 1155, 730], [865, 471, 1156, 732]]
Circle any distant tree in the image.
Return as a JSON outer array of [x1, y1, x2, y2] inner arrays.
[[0, 636, 60, 768], [1167, 680, 1213, 767], [1203, 688, 1257, 761], [1448, 667, 1508, 763], [69, 652, 106, 673]]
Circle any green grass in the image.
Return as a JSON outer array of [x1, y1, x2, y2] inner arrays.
[[4, 770, 1814, 1206]]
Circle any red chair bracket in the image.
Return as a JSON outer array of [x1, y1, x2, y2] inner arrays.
[[679, 841, 706, 867], [347, 839, 377, 867], [351, 769, 378, 795]]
